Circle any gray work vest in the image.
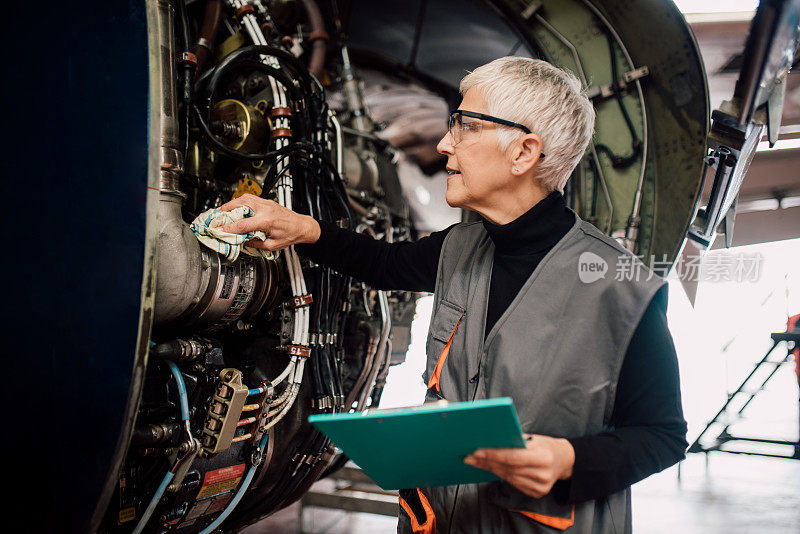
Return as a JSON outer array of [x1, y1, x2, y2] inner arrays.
[[398, 208, 666, 534]]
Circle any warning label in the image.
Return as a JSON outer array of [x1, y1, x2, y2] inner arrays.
[[196, 464, 246, 500], [118, 507, 136, 524]]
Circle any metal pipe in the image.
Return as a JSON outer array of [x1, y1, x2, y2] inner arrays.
[[355, 212, 393, 410], [341, 45, 373, 134], [533, 8, 653, 240], [578, 0, 648, 250], [356, 290, 391, 410], [329, 111, 344, 177], [344, 322, 380, 409], [154, 190, 204, 325], [371, 338, 393, 404]]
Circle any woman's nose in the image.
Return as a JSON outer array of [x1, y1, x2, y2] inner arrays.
[[436, 132, 454, 155]]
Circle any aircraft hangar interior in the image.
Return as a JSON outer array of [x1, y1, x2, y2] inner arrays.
[[4, 0, 800, 532]]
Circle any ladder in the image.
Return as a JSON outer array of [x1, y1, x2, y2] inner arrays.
[[687, 330, 800, 460]]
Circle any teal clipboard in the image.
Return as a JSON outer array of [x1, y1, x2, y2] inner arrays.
[[308, 397, 526, 489]]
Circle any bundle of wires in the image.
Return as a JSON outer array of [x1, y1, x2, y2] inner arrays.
[[186, 35, 359, 523]]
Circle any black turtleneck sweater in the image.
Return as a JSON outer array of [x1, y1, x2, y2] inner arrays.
[[295, 191, 687, 504]]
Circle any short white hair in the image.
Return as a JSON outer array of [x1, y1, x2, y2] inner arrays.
[[460, 57, 595, 193]]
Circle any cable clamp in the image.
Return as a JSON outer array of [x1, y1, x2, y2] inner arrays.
[[287, 344, 311, 358], [316, 396, 335, 410], [521, 0, 542, 19], [270, 106, 293, 118], [234, 4, 256, 20], [289, 294, 314, 308], [271, 127, 293, 140], [321, 446, 336, 463], [195, 37, 213, 52], [178, 52, 198, 67], [586, 66, 649, 101]]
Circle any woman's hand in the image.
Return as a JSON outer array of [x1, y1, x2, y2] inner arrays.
[[464, 434, 574, 498], [217, 193, 321, 251]]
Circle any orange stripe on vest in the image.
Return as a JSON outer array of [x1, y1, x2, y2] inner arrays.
[[510, 504, 576, 530], [399, 488, 436, 534], [427, 314, 464, 393]]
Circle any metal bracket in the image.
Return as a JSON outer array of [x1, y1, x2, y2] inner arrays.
[[586, 66, 649, 101]]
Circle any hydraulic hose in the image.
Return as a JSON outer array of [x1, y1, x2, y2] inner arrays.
[[131, 471, 175, 534], [130, 361, 190, 534], [298, 0, 328, 78], [166, 360, 190, 421], [193, 0, 221, 73]]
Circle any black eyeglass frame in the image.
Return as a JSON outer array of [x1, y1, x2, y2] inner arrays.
[[448, 109, 545, 159]]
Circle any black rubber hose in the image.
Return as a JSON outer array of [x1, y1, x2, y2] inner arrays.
[[195, 59, 312, 160], [276, 434, 332, 509], [199, 60, 304, 109], [594, 30, 642, 169], [256, 431, 326, 514], [202, 44, 324, 97], [318, 270, 337, 403]]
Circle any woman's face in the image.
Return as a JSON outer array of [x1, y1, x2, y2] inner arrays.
[[436, 87, 517, 217]]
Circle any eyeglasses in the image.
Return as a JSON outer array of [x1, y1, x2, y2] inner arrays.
[[448, 110, 545, 158]]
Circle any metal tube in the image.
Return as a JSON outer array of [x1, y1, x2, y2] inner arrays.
[[131, 471, 175, 534], [356, 290, 392, 410], [578, 0, 648, 249]]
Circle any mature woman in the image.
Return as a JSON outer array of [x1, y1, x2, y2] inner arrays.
[[219, 57, 686, 533]]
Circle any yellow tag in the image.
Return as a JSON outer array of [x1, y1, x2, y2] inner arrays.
[[232, 178, 263, 199], [119, 507, 136, 524]]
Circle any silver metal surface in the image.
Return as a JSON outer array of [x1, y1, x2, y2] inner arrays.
[[154, 192, 204, 325]]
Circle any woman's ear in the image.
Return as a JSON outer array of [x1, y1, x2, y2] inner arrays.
[[510, 133, 544, 175]]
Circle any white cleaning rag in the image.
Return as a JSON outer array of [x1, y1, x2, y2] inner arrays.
[[190, 206, 277, 262]]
